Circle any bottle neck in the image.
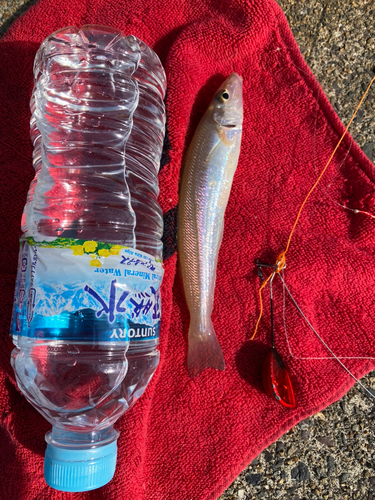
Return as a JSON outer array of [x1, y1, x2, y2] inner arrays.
[[46, 426, 119, 450]]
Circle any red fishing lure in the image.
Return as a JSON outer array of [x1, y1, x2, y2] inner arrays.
[[261, 347, 295, 408], [256, 260, 296, 408]]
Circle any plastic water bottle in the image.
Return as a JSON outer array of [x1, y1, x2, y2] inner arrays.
[[10, 25, 166, 492]]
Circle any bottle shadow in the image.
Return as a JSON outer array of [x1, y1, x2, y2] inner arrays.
[[0, 40, 50, 474], [0, 423, 27, 496], [152, 25, 190, 67], [3, 377, 49, 456]]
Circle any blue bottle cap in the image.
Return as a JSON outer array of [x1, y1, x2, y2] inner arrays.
[[44, 439, 118, 492]]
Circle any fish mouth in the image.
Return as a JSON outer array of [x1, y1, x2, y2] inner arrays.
[[223, 124, 237, 128]]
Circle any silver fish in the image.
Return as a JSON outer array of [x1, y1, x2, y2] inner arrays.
[[178, 73, 243, 378]]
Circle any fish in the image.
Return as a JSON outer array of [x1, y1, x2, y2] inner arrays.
[[178, 73, 244, 378]]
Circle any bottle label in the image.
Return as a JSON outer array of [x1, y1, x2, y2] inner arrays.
[[11, 237, 164, 342]]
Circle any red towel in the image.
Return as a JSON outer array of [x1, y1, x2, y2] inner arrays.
[[1, 0, 375, 499]]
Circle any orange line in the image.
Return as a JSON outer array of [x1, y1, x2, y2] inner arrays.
[[252, 75, 375, 340], [283, 74, 375, 257]]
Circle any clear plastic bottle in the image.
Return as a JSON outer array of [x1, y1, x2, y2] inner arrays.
[[10, 25, 166, 492]]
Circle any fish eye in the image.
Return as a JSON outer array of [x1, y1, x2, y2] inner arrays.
[[216, 89, 230, 103]]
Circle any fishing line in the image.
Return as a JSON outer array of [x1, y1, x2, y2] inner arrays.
[[309, 88, 372, 219], [300, 88, 375, 235], [278, 272, 375, 403], [252, 74, 375, 340], [269, 271, 276, 349], [262, 6, 375, 411], [271, 41, 372, 217], [280, 269, 374, 362], [337, 203, 375, 220]]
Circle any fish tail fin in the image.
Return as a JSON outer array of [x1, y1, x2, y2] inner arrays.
[[187, 321, 225, 378]]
